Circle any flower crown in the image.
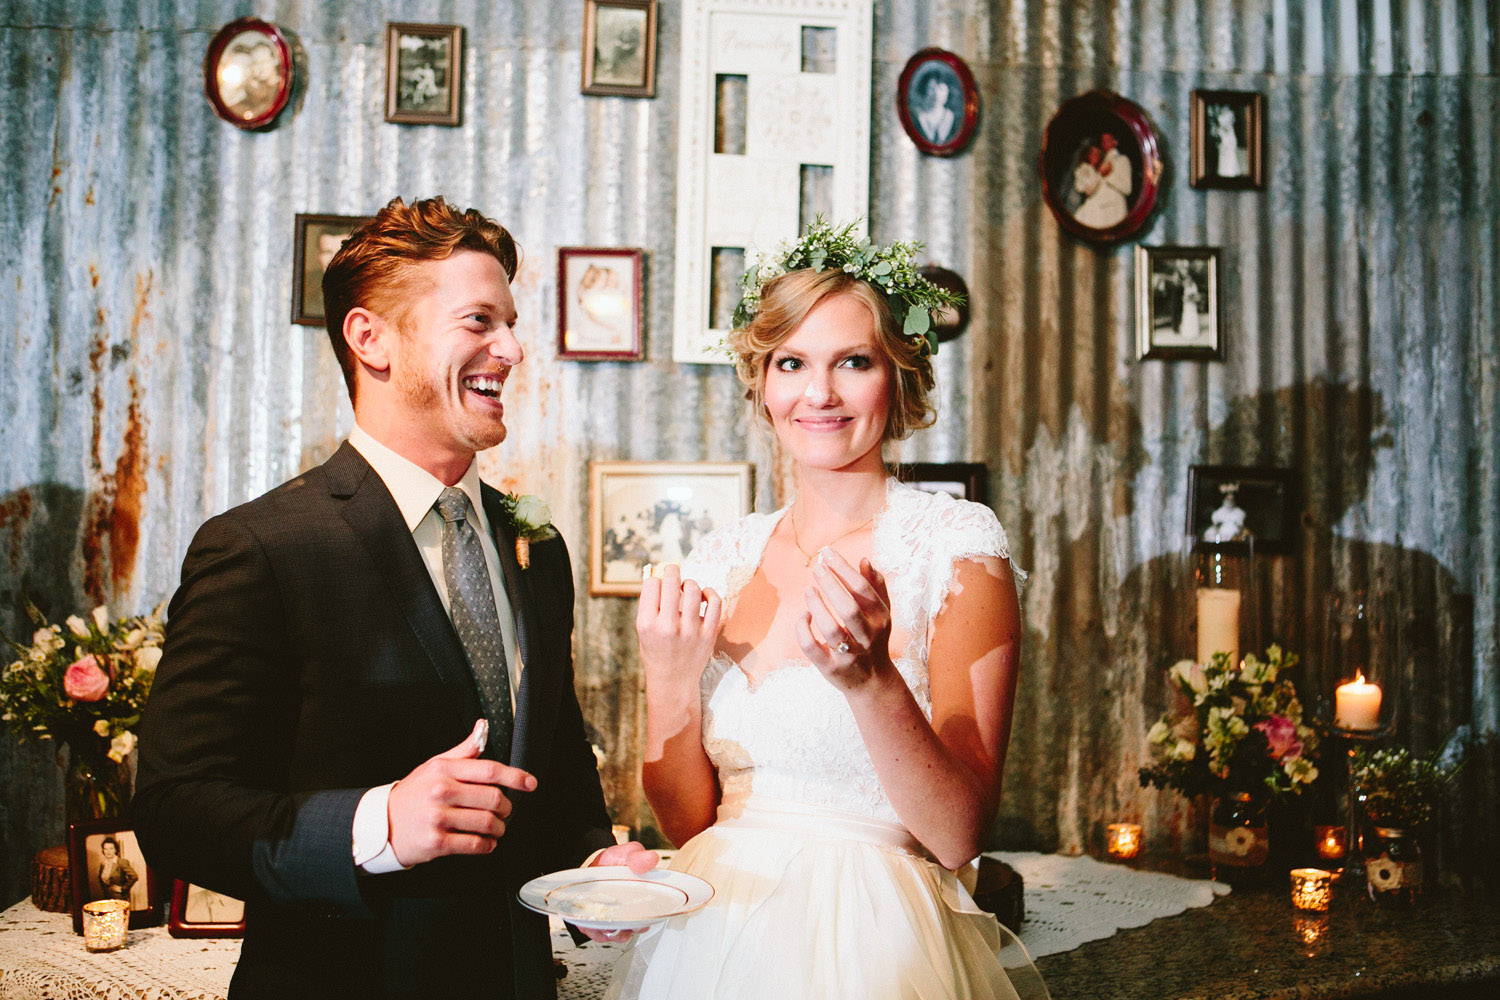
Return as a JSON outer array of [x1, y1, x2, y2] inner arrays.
[[730, 218, 964, 357]]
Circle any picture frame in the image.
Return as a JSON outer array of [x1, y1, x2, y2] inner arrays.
[[68, 818, 164, 934], [292, 213, 373, 327], [582, 0, 658, 98], [385, 22, 464, 126], [917, 265, 971, 342], [895, 48, 980, 157], [168, 880, 246, 938], [1190, 90, 1264, 190], [589, 461, 755, 596], [1134, 245, 1223, 361], [894, 462, 988, 503], [1187, 465, 1297, 555], [1040, 90, 1165, 245], [203, 17, 293, 130], [558, 247, 646, 360]]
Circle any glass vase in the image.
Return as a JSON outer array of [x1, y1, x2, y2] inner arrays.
[[1208, 792, 1270, 875], [1365, 826, 1423, 908], [65, 746, 132, 824]]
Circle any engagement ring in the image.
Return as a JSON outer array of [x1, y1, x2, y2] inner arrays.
[[834, 641, 851, 654]]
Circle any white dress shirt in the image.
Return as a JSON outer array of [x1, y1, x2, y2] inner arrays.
[[346, 423, 524, 873]]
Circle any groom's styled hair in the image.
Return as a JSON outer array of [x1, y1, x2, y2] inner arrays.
[[321, 196, 521, 400]]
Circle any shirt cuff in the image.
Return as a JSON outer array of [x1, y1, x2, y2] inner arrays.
[[351, 782, 410, 874]]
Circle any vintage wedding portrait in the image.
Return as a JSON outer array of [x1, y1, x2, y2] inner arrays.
[[1, 4, 1495, 1000]]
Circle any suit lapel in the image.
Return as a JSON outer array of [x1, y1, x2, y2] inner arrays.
[[482, 488, 546, 771], [330, 443, 483, 722]]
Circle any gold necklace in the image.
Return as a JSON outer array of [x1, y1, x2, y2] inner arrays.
[[788, 507, 875, 567]]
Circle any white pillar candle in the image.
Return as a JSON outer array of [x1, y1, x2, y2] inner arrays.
[[1196, 587, 1241, 666], [1334, 674, 1382, 730]]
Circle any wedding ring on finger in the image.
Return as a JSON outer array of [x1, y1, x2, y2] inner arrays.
[[834, 640, 852, 654]]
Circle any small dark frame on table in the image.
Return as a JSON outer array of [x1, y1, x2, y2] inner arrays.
[[168, 880, 246, 938], [1190, 89, 1264, 190], [1135, 245, 1223, 361], [896, 48, 980, 157], [918, 265, 971, 342], [67, 817, 164, 934], [895, 462, 988, 503], [292, 213, 373, 327], [582, 0, 659, 98], [1187, 465, 1297, 555], [1040, 90, 1164, 245], [558, 247, 646, 360], [203, 17, 293, 130], [385, 22, 465, 126]]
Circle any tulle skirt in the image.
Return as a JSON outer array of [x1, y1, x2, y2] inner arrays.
[[606, 794, 1049, 1000]]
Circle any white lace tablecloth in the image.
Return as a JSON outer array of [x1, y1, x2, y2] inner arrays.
[[0, 854, 1226, 998]]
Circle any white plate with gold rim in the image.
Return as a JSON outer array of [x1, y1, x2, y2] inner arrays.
[[517, 866, 714, 930]]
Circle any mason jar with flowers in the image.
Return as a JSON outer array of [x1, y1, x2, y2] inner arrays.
[[1139, 646, 1320, 873], [1, 602, 163, 824], [1352, 747, 1464, 908]]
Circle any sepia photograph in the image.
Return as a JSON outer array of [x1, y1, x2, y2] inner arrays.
[[169, 880, 246, 938], [1135, 245, 1223, 360], [1191, 89, 1264, 189], [896, 48, 979, 156], [582, 0, 658, 97], [68, 819, 163, 933], [589, 461, 753, 596], [558, 247, 645, 360], [203, 18, 292, 130], [292, 213, 372, 326], [385, 23, 463, 125]]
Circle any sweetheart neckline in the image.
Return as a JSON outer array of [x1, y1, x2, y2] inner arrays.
[[705, 650, 924, 695]]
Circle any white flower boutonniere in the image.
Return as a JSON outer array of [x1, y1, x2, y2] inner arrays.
[[499, 493, 556, 569]]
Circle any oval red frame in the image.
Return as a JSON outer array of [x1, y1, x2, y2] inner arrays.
[[203, 18, 293, 131], [896, 48, 980, 157], [1039, 90, 1165, 245]]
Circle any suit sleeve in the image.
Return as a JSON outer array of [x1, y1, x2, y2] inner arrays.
[[131, 512, 372, 915]]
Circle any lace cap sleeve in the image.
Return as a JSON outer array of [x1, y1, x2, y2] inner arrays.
[[923, 494, 1025, 625]]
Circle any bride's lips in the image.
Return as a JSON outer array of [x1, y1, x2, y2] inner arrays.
[[794, 416, 853, 432]]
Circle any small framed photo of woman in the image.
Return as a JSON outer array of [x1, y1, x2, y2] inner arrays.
[[385, 22, 464, 125], [1190, 90, 1264, 190], [1135, 245, 1223, 361], [558, 247, 645, 360], [582, 0, 658, 98], [896, 48, 979, 156], [168, 880, 247, 938], [68, 819, 164, 933], [1040, 90, 1165, 245]]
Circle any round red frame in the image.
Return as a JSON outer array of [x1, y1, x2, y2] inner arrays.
[[896, 48, 980, 157], [203, 18, 293, 131], [1039, 90, 1165, 245]]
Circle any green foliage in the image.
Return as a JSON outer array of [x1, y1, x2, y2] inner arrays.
[[1353, 746, 1465, 829]]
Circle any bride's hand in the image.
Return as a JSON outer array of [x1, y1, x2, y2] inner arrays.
[[636, 563, 723, 691], [798, 550, 893, 694]]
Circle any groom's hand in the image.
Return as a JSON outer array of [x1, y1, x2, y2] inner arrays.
[[577, 842, 660, 943], [387, 720, 537, 867]]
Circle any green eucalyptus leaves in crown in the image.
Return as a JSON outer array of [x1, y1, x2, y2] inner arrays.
[[732, 218, 964, 357]]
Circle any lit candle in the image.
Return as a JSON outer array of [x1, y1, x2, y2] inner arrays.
[[1315, 825, 1347, 862], [1334, 673, 1382, 730], [82, 898, 130, 952], [611, 824, 631, 846], [1106, 823, 1142, 861], [1289, 868, 1333, 911], [1196, 587, 1241, 667]]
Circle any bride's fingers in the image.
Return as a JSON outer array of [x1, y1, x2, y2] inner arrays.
[[679, 579, 703, 628], [794, 611, 832, 665], [805, 586, 855, 650], [636, 577, 662, 626], [819, 550, 888, 614], [701, 588, 723, 630], [810, 565, 868, 639], [657, 564, 682, 618]]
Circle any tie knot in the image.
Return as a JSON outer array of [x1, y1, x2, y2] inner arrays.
[[436, 487, 471, 524]]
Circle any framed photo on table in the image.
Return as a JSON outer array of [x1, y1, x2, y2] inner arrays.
[[292, 213, 372, 326], [1187, 465, 1296, 555], [1040, 90, 1164, 245], [385, 22, 464, 125], [894, 462, 987, 503], [68, 818, 164, 933], [589, 461, 754, 596], [1134, 245, 1223, 361], [168, 880, 246, 938], [558, 247, 645, 360], [896, 48, 980, 156], [582, 0, 658, 97], [203, 17, 293, 130], [1190, 90, 1264, 190]]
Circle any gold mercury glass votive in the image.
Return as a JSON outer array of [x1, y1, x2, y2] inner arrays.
[[1105, 823, 1142, 861], [82, 898, 130, 952], [1290, 868, 1333, 912], [1315, 825, 1347, 862]]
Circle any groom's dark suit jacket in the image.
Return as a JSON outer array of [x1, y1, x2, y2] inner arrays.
[[133, 443, 615, 999]]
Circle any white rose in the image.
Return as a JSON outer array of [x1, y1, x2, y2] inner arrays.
[[91, 605, 110, 631], [513, 495, 551, 529], [94, 719, 111, 737], [134, 645, 162, 672], [107, 730, 137, 763], [66, 615, 90, 638]]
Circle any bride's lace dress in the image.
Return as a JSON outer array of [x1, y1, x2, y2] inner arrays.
[[608, 479, 1048, 1000]]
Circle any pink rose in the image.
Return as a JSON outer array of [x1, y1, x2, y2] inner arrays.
[[1255, 714, 1303, 762], [63, 655, 110, 702]]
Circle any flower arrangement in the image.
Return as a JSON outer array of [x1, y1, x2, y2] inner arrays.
[[1, 602, 163, 816], [1353, 747, 1464, 830], [731, 217, 964, 357], [1139, 646, 1320, 801], [498, 492, 555, 569]]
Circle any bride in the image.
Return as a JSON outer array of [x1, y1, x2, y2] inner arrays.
[[607, 223, 1047, 999]]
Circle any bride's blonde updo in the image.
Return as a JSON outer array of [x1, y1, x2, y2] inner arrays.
[[729, 268, 936, 443]]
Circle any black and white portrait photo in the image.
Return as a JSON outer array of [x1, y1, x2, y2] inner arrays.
[[385, 23, 463, 125], [1191, 90, 1264, 189], [582, 0, 658, 97], [67, 819, 164, 932], [1135, 246, 1223, 360], [896, 48, 979, 156], [1040, 91, 1164, 244]]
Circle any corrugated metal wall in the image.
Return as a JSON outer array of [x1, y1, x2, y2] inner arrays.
[[1, 0, 1495, 907]]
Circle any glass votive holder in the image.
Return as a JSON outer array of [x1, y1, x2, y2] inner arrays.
[[1293, 913, 1333, 958], [1315, 825, 1347, 863], [82, 898, 130, 952], [611, 824, 631, 846], [1290, 868, 1333, 912], [1105, 823, 1142, 861]]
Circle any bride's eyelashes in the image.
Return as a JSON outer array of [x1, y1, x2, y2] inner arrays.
[[770, 352, 876, 372]]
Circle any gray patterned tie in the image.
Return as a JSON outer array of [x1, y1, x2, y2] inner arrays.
[[435, 487, 513, 761]]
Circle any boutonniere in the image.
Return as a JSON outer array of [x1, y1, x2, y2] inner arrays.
[[499, 493, 556, 569]]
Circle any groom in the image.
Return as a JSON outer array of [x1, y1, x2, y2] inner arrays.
[[133, 197, 653, 999]]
